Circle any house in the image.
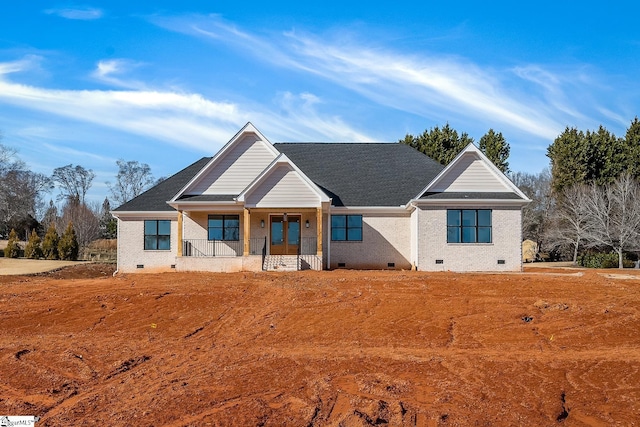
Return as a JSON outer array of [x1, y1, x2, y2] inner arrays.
[[112, 123, 530, 273]]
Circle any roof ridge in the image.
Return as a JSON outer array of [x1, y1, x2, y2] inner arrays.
[[274, 142, 394, 145]]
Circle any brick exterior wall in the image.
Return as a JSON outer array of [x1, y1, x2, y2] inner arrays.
[[329, 213, 411, 270], [116, 217, 178, 273], [416, 206, 523, 272]]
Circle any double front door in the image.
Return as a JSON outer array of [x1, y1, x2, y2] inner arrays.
[[270, 215, 300, 255]]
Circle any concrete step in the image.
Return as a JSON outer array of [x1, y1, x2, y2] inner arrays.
[[263, 255, 300, 271]]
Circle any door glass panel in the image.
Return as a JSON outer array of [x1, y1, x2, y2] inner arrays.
[[288, 219, 300, 245], [271, 219, 283, 246]]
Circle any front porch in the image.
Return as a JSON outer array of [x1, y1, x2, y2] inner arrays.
[[176, 208, 324, 271]]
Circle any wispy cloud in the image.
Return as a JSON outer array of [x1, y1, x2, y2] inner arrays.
[[266, 92, 373, 142], [92, 59, 147, 89], [43, 6, 103, 20], [41, 142, 117, 163], [0, 64, 243, 151], [0, 57, 373, 154], [152, 14, 626, 141]]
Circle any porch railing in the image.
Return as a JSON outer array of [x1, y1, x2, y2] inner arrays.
[[182, 239, 242, 257], [181, 236, 315, 258], [250, 237, 266, 255], [299, 237, 317, 255]]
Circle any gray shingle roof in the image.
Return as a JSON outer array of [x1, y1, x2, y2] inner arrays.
[[113, 157, 211, 211], [116, 143, 523, 212], [274, 143, 444, 206]]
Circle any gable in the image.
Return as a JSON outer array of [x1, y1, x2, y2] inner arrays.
[[244, 163, 323, 208], [185, 133, 278, 196], [429, 152, 511, 193]]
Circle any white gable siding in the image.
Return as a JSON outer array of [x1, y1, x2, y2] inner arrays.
[[431, 154, 510, 192], [246, 165, 320, 208], [188, 135, 277, 195]]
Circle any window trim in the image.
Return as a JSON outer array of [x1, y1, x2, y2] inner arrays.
[[446, 209, 492, 244], [207, 214, 240, 241], [331, 214, 363, 241], [144, 220, 171, 251]]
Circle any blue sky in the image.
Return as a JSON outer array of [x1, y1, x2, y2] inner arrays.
[[1, 2, 639, 205]]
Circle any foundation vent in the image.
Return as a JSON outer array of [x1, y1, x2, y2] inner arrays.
[[435, 259, 444, 264], [497, 259, 506, 265], [136, 264, 144, 269], [387, 262, 395, 268], [338, 262, 346, 268]]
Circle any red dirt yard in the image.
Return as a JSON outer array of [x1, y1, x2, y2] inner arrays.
[[1, 265, 639, 426]]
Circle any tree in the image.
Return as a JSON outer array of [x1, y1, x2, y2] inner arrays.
[[479, 129, 510, 173], [108, 159, 155, 206], [547, 127, 588, 194], [57, 197, 100, 251], [583, 126, 626, 187], [58, 222, 79, 261], [0, 142, 24, 177], [584, 173, 640, 268], [4, 228, 20, 258], [547, 124, 631, 194], [41, 200, 58, 231], [99, 198, 117, 239], [42, 224, 59, 260], [400, 123, 473, 165], [509, 169, 553, 250], [52, 164, 95, 204], [0, 142, 52, 237], [24, 229, 43, 259], [624, 117, 640, 179], [546, 184, 591, 263]]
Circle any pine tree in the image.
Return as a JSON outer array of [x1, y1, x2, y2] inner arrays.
[[547, 127, 588, 194], [99, 197, 117, 239], [401, 123, 473, 165], [624, 117, 640, 179], [584, 126, 625, 186], [42, 223, 60, 260], [58, 222, 79, 261], [4, 228, 21, 258], [479, 129, 510, 173], [24, 229, 43, 259]]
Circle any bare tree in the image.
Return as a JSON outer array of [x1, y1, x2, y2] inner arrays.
[[510, 168, 554, 251], [0, 143, 53, 235], [57, 197, 100, 251], [0, 142, 25, 175], [107, 159, 155, 207], [584, 173, 640, 268], [546, 184, 591, 263], [52, 164, 95, 204]]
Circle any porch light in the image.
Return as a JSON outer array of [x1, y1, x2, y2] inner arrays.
[[305, 220, 310, 228], [260, 220, 265, 228]]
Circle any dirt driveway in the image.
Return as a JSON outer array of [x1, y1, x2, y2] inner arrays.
[[0, 259, 87, 275], [1, 265, 639, 425]]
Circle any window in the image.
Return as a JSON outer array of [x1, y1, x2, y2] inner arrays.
[[447, 209, 492, 243], [144, 220, 171, 250], [208, 215, 240, 241], [331, 215, 363, 241]]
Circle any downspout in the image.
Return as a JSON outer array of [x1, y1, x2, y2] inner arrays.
[[112, 214, 119, 276], [327, 204, 331, 270]]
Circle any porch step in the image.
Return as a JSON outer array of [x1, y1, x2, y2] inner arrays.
[[263, 255, 300, 271]]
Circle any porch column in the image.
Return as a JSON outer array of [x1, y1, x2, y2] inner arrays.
[[316, 207, 323, 258], [177, 210, 183, 257], [243, 208, 250, 256]]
